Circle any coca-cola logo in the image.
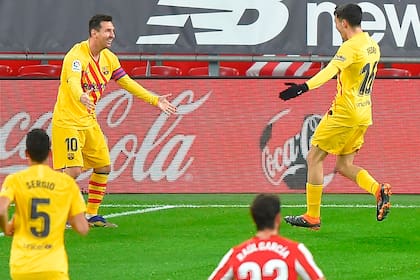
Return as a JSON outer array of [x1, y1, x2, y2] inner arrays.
[[260, 109, 335, 189], [0, 89, 212, 186]]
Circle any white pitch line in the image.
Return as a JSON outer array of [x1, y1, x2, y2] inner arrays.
[[1, 203, 418, 238], [0, 206, 175, 238], [103, 205, 176, 218], [101, 204, 420, 209]]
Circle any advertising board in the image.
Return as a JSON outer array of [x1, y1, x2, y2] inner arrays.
[[1, 78, 419, 193]]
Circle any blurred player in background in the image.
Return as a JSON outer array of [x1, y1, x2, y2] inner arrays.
[[208, 194, 325, 280], [278, 3, 391, 230], [0, 128, 89, 280], [51, 14, 177, 227]]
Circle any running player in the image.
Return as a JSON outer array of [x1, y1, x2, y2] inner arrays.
[[279, 3, 391, 230]]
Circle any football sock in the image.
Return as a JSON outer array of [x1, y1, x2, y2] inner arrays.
[[306, 183, 323, 219], [356, 169, 379, 195], [86, 172, 108, 216]]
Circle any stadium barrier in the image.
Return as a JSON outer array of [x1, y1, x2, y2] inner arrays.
[[1, 53, 420, 77], [1, 78, 419, 194]]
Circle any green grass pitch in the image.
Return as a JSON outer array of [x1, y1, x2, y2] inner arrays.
[[0, 194, 419, 279]]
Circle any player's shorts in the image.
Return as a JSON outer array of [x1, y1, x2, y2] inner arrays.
[[12, 271, 69, 280], [311, 112, 369, 155], [52, 122, 110, 170]]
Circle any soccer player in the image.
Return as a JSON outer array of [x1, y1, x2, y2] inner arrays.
[[278, 3, 391, 230], [208, 194, 325, 280], [51, 14, 177, 227], [0, 128, 89, 280]]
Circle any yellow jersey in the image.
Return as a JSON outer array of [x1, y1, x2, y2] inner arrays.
[[52, 40, 158, 129], [308, 32, 380, 126], [0, 165, 86, 274]]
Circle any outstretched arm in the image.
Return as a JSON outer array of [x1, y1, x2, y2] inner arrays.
[[306, 63, 339, 90], [117, 76, 177, 114], [278, 63, 339, 101], [157, 94, 178, 115]]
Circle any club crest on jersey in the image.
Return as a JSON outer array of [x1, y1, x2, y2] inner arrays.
[[67, 153, 75, 160], [72, 60, 82, 72], [102, 67, 110, 75]]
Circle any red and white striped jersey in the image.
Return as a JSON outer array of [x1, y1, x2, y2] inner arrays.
[[208, 235, 324, 280]]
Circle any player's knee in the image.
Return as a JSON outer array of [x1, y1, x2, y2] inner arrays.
[[306, 151, 322, 168], [94, 165, 111, 174], [334, 162, 349, 176], [306, 146, 327, 168], [64, 167, 82, 178], [306, 151, 316, 166]]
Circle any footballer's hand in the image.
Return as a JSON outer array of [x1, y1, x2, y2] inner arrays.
[[4, 216, 14, 237], [157, 94, 178, 115], [80, 89, 95, 112], [279, 82, 309, 101]]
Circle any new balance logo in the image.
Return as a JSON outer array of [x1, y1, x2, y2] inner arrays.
[[136, 0, 289, 45]]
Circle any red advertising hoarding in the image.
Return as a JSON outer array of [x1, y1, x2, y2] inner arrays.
[[1, 78, 419, 194]]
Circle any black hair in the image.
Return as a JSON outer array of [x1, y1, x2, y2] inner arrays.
[[89, 14, 113, 36], [250, 194, 281, 230], [334, 3, 362, 27], [26, 128, 50, 163]]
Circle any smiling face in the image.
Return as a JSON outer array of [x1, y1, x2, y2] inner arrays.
[[91, 21, 115, 50]]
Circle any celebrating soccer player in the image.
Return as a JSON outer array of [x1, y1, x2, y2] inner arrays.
[[279, 3, 391, 229], [51, 14, 177, 227]]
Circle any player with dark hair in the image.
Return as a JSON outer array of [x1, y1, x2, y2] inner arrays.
[[279, 3, 391, 230], [0, 128, 89, 280], [208, 194, 325, 280], [51, 14, 177, 227]]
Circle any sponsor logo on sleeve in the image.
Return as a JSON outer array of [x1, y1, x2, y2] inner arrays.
[[72, 60, 82, 72], [333, 55, 346, 62]]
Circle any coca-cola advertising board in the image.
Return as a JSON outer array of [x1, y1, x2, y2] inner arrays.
[[1, 79, 419, 194]]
